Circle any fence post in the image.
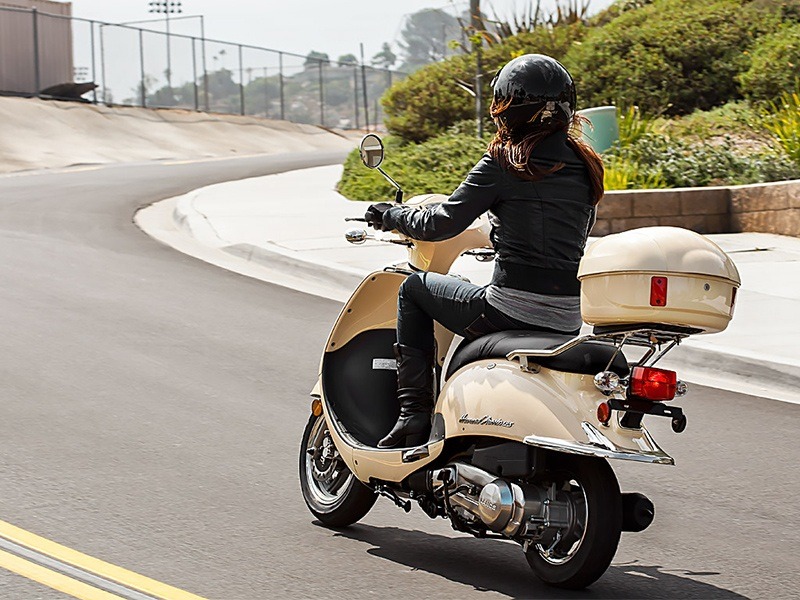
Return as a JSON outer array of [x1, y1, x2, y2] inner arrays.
[[318, 60, 324, 126], [238, 44, 245, 115], [32, 8, 40, 96], [139, 28, 146, 107], [90, 20, 98, 104], [192, 37, 199, 110], [264, 67, 269, 119], [201, 16, 209, 111], [278, 52, 285, 120], [353, 66, 359, 129], [360, 43, 369, 132]]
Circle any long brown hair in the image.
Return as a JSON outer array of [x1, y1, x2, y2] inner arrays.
[[487, 97, 605, 204]]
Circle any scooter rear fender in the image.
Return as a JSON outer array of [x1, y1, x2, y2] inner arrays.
[[439, 359, 674, 465]]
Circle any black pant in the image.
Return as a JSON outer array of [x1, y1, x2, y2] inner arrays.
[[397, 272, 566, 352]]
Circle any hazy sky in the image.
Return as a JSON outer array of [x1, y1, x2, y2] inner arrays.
[[68, 0, 616, 64]]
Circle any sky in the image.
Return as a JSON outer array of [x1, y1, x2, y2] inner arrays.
[[67, 0, 617, 65]]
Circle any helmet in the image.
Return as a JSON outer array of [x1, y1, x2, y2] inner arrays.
[[491, 54, 576, 128]]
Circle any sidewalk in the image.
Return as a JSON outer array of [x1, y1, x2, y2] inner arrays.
[[138, 164, 800, 404]]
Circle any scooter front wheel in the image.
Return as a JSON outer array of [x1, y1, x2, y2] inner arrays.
[[299, 412, 377, 528]]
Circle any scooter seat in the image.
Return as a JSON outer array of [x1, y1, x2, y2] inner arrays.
[[445, 330, 629, 380]]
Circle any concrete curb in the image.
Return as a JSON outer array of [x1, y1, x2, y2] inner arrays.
[[171, 189, 365, 299]]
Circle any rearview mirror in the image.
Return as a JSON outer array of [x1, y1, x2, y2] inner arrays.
[[359, 134, 384, 169]]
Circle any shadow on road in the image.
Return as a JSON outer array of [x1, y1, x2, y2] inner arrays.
[[331, 524, 749, 599]]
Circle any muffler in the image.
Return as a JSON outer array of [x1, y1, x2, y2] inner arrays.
[[622, 492, 654, 532]]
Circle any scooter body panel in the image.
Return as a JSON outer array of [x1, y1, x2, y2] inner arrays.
[[439, 359, 674, 464]]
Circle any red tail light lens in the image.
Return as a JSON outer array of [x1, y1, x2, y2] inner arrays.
[[630, 366, 677, 401]]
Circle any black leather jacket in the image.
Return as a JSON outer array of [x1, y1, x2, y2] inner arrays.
[[382, 130, 597, 296]]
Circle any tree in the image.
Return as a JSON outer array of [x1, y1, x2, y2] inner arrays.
[[304, 50, 331, 69], [337, 53, 359, 67], [371, 43, 397, 69], [398, 9, 461, 70]]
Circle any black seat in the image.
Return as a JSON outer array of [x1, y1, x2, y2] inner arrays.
[[445, 330, 629, 380]]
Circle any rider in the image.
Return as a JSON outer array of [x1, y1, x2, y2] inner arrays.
[[365, 54, 605, 449]]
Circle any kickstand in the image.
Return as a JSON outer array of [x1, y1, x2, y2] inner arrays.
[[373, 483, 411, 513]]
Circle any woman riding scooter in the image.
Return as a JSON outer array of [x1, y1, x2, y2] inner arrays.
[[364, 54, 605, 449]]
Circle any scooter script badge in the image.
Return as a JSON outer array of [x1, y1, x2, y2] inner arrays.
[[458, 413, 515, 428]]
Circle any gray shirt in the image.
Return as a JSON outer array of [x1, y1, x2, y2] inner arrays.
[[485, 284, 582, 332]]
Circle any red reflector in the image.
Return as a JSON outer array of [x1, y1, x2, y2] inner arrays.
[[630, 366, 677, 401], [597, 401, 611, 425], [650, 276, 668, 307]]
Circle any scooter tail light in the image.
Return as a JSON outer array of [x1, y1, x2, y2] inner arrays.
[[630, 366, 677, 401]]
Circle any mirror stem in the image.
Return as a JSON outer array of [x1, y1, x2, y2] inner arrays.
[[377, 167, 404, 204]]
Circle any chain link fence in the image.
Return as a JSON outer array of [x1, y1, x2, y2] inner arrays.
[[0, 5, 404, 129]]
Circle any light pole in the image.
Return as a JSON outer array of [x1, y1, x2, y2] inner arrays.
[[148, 1, 182, 99]]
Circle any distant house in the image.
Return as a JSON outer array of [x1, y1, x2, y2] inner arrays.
[[0, 0, 73, 96]]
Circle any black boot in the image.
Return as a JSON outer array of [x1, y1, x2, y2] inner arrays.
[[377, 344, 434, 449]]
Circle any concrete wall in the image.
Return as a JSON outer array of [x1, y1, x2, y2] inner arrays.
[[594, 179, 800, 237], [0, 1, 72, 95]]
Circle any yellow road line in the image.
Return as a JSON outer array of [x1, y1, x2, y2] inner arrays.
[[0, 519, 207, 600], [0, 548, 123, 600]]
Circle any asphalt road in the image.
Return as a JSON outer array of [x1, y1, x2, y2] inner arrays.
[[0, 155, 797, 600]]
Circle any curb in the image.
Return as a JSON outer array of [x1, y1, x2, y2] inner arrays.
[[660, 344, 800, 404], [172, 189, 366, 299]]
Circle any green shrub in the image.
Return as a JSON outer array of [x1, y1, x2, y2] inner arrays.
[[656, 101, 767, 139], [337, 132, 490, 201], [765, 88, 800, 163], [616, 105, 662, 146], [563, 0, 783, 116], [603, 155, 667, 190], [606, 132, 798, 187], [382, 24, 586, 143], [739, 24, 800, 102]]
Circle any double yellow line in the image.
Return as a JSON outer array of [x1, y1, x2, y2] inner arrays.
[[0, 519, 208, 600]]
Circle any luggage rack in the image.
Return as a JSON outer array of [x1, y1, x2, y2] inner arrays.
[[507, 323, 702, 371]]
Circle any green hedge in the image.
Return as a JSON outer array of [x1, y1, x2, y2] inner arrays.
[[562, 0, 783, 116], [605, 132, 798, 188], [337, 130, 490, 201], [739, 23, 800, 102], [382, 25, 586, 143]]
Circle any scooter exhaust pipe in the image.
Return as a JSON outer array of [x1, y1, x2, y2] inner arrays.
[[622, 492, 654, 532]]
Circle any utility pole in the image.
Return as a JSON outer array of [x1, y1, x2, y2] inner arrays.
[[148, 1, 182, 100], [470, 0, 484, 138]]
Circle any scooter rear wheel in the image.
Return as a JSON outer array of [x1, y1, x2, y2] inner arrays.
[[299, 412, 377, 528], [524, 455, 622, 589]]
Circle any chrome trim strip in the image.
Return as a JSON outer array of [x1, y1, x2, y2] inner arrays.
[[523, 421, 675, 465]]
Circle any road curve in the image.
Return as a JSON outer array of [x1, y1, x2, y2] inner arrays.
[[0, 154, 797, 599]]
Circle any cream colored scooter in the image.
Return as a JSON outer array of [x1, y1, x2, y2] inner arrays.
[[299, 134, 741, 590]]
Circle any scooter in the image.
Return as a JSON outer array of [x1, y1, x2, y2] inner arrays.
[[299, 134, 741, 589]]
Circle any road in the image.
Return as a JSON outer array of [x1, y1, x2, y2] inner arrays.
[[0, 155, 797, 600]]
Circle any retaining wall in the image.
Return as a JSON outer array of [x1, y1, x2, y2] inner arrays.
[[594, 178, 800, 237]]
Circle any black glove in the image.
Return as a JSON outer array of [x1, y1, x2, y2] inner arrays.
[[364, 202, 393, 231]]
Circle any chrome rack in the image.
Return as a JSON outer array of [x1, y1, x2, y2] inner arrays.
[[506, 325, 700, 371]]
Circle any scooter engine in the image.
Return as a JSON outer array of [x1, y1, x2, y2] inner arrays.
[[428, 463, 574, 543]]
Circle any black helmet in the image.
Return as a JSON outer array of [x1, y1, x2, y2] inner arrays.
[[491, 54, 576, 129]]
